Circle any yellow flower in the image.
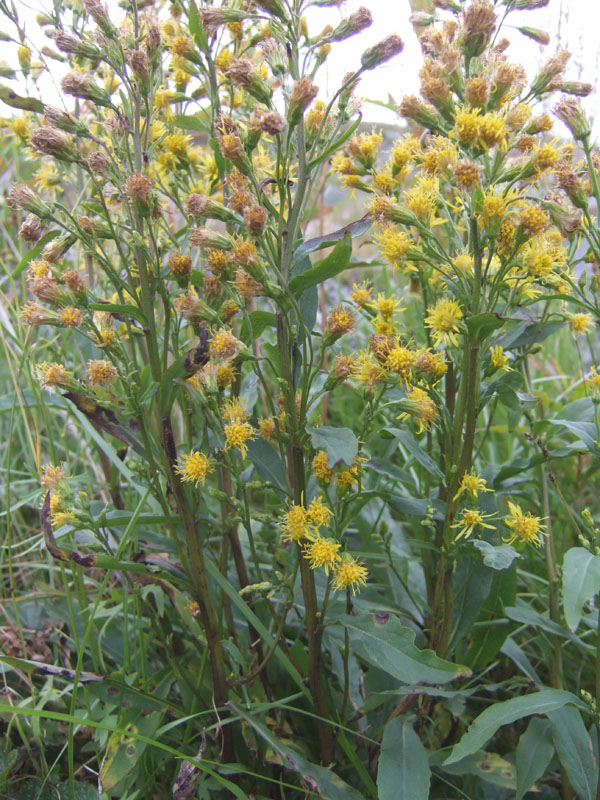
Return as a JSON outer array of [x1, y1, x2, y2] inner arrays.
[[405, 175, 439, 221], [37, 362, 71, 392], [303, 536, 341, 574], [489, 346, 511, 372], [453, 251, 474, 274], [312, 451, 333, 484], [376, 293, 404, 320], [424, 297, 463, 348], [87, 360, 118, 385], [397, 386, 438, 433], [385, 345, 416, 384], [569, 313, 593, 338], [222, 398, 248, 423], [332, 556, 368, 595], [374, 225, 411, 268], [176, 450, 214, 487], [479, 112, 507, 150], [503, 501, 546, 547], [41, 465, 65, 491], [209, 328, 243, 360], [452, 508, 497, 541], [351, 281, 373, 308], [585, 367, 600, 398], [280, 503, 312, 542], [9, 115, 30, 140], [450, 106, 481, 145], [307, 496, 333, 527], [453, 469, 492, 501], [355, 351, 387, 392], [371, 315, 398, 337], [224, 421, 256, 458]]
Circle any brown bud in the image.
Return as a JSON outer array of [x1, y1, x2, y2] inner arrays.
[[131, 48, 152, 82], [63, 270, 86, 294], [360, 34, 403, 70], [288, 78, 319, 128], [186, 193, 209, 217], [462, 2, 496, 58], [19, 214, 44, 245], [370, 334, 395, 363], [169, 254, 193, 280], [30, 126, 78, 162], [125, 172, 153, 206]]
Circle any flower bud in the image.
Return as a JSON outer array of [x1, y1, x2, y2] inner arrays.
[[398, 95, 444, 133], [131, 49, 152, 94], [169, 253, 193, 283], [186, 192, 238, 223], [53, 30, 101, 59], [554, 96, 591, 141], [326, 7, 372, 43], [253, 0, 287, 22], [44, 106, 90, 137], [517, 27, 550, 46], [43, 233, 77, 263], [125, 172, 154, 215], [226, 59, 272, 106], [560, 81, 593, 98], [260, 111, 286, 135], [261, 39, 288, 76], [83, 0, 117, 37], [198, 7, 246, 36], [243, 205, 268, 235], [190, 227, 233, 250], [410, 12, 435, 27], [8, 183, 52, 220], [360, 34, 403, 70], [61, 71, 112, 108]]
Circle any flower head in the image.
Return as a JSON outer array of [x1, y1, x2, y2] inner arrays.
[[312, 451, 333, 484], [569, 313, 593, 338], [307, 496, 333, 528], [397, 386, 438, 433], [425, 297, 463, 348], [176, 450, 214, 487], [333, 555, 368, 595], [503, 501, 546, 547], [454, 469, 492, 501], [489, 346, 511, 372], [224, 421, 256, 458], [451, 508, 497, 541], [280, 503, 312, 542], [303, 536, 342, 574]]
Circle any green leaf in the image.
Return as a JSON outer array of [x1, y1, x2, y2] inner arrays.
[[239, 310, 277, 343], [247, 439, 286, 492], [378, 717, 431, 800], [0, 745, 18, 785], [388, 494, 445, 520], [171, 113, 209, 131], [231, 703, 364, 800], [516, 717, 555, 800], [343, 613, 471, 685], [289, 234, 352, 297], [549, 706, 598, 800], [549, 419, 600, 455], [464, 562, 517, 671], [57, 782, 99, 800], [498, 319, 563, 349], [0, 84, 45, 112], [307, 425, 358, 469], [444, 689, 584, 765], [473, 540, 520, 570], [292, 214, 371, 263], [555, 396, 597, 423], [99, 708, 164, 791], [466, 312, 505, 343], [88, 302, 147, 325], [391, 428, 444, 480], [563, 547, 600, 631]]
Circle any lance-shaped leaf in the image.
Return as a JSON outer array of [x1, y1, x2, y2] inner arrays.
[[563, 547, 600, 631], [343, 613, 471, 685], [289, 234, 353, 297]]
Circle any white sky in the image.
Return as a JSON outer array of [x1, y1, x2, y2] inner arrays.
[[2, 0, 597, 133]]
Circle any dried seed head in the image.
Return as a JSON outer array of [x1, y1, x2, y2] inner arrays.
[[175, 290, 204, 322], [560, 81, 593, 97], [186, 193, 209, 217], [19, 214, 44, 245], [21, 302, 53, 325], [43, 234, 75, 263], [243, 205, 268, 235], [86, 150, 112, 175], [63, 270, 86, 294], [462, 1, 496, 58], [88, 359, 117, 384], [190, 227, 233, 250], [234, 269, 263, 298], [169, 254, 193, 279], [203, 276, 223, 301], [198, 6, 245, 36], [83, 0, 115, 35], [54, 30, 100, 59], [288, 78, 319, 128], [327, 7, 372, 43], [30, 126, 78, 162], [125, 172, 153, 206], [131, 48, 152, 82], [31, 275, 62, 303], [260, 111, 285, 135], [454, 159, 482, 191], [370, 334, 395, 363]]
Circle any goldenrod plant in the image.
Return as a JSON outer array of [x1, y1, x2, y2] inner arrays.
[[3, 0, 600, 797]]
